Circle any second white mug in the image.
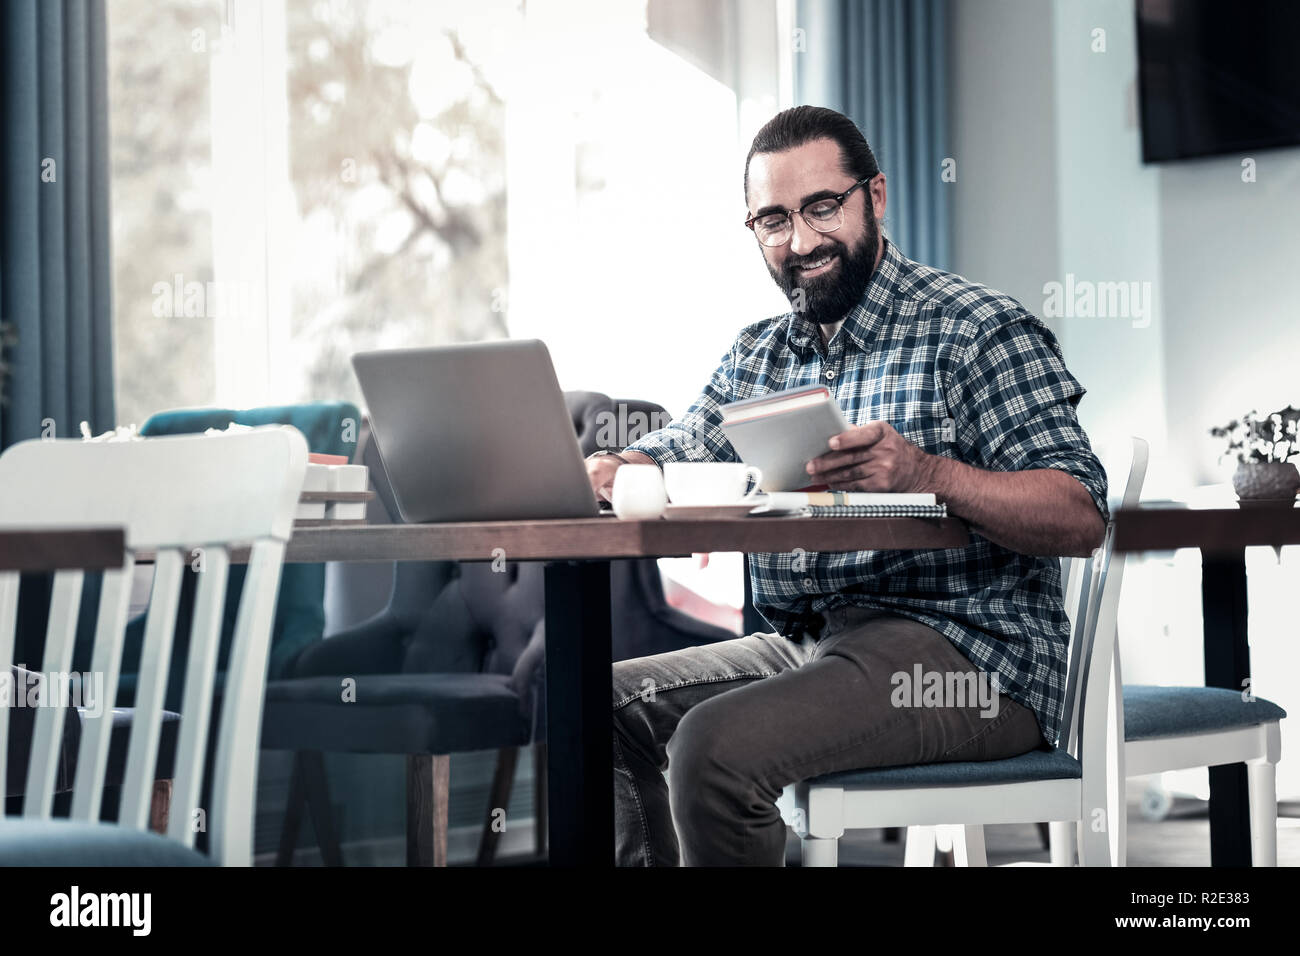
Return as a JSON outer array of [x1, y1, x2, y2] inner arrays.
[[662, 462, 763, 506]]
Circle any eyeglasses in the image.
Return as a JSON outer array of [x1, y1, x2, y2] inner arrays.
[[745, 177, 872, 247]]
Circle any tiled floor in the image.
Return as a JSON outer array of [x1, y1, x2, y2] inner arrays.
[[270, 801, 1300, 865], [798, 798, 1300, 867], [262, 753, 1300, 865]]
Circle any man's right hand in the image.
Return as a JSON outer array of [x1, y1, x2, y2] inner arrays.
[[585, 450, 656, 502]]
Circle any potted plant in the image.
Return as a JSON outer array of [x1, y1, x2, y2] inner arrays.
[[1210, 406, 1300, 504]]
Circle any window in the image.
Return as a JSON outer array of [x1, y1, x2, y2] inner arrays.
[[110, 0, 790, 425], [108, 0, 224, 425], [110, 0, 790, 622]]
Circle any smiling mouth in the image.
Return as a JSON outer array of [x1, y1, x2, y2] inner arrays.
[[795, 253, 838, 277]]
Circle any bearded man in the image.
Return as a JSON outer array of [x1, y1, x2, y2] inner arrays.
[[584, 105, 1108, 867]]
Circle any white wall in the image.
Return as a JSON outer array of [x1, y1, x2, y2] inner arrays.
[[949, 0, 1300, 801], [950, 0, 1172, 495], [506, 0, 790, 419], [1160, 154, 1300, 485], [1050, 0, 1170, 494], [949, 0, 1061, 321]]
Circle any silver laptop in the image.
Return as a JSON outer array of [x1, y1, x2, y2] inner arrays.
[[351, 340, 602, 523]]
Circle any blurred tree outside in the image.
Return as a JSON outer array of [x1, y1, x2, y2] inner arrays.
[[109, 0, 513, 423], [284, 0, 512, 407], [108, 0, 222, 426]]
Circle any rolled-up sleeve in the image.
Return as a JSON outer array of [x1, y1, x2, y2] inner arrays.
[[948, 312, 1110, 523], [622, 347, 741, 467]]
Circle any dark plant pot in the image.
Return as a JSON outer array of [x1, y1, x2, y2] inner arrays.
[[1232, 462, 1300, 501]]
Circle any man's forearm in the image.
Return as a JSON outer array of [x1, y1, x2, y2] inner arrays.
[[924, 456, 1105, 557], [617, 449, 657, 466]]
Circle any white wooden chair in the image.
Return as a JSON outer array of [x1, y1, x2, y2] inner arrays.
[[1109, 695, 1282, 866], [778, 438, 1149, 867], [931, 437, 1283, 867], [0, 427, 306, 865], [906, 549, 1101, 867], [1054, 468, 1285, 867]]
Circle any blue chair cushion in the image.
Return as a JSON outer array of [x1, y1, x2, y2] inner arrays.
[[260, 673, 532, 754], [1124, 685, 1287, 741], [0, 819, 213, 866], [803, 746, 1081, 789]]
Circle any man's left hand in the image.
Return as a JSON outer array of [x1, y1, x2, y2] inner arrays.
[[805, 421, 939, 494]]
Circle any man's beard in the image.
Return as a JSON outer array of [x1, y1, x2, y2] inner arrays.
[[767, 217, 879, 327]]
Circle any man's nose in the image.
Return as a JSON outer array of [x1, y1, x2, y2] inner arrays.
[[788, 215, 822, 256]]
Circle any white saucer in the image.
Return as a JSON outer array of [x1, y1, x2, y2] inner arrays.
[[663, 503, 761, 520]]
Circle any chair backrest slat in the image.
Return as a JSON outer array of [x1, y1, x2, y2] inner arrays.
[[210, 539, 287, 865], [1060, 556, 1079, 629], [23, 570, 86, 818], [0, 427, 306, 864], [0, 572, 20, 797], [1072, 438, 1148, 863], [168, 546, 231, 846], [1059, 437, 1149, 758], [0, 435, 300, 548], [1058, 554, 1097, 753], [69, 560, 137, 821], [1100, 436, 1148, 689], [118, 548, 186, 830], [1079, 530, 1126, 773]]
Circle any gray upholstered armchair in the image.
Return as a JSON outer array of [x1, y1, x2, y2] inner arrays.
[[262, 391, 738, 865]]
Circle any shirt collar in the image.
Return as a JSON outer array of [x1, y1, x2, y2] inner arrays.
[[785, 236, 904, 358]]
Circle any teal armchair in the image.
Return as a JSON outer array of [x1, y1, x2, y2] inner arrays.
[[117, 402, 360, 708]]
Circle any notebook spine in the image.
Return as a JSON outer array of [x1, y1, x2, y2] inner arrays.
[[800, 504, 949, 518]]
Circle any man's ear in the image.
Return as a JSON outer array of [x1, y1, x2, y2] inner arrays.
[[869, 174, 888, 220]]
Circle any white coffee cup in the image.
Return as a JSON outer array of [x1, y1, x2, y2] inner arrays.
[[662, 462, 763, 506], [611, 464, 668, 519]]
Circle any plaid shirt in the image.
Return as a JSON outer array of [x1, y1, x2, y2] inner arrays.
[[624, 237, 1108, 745]]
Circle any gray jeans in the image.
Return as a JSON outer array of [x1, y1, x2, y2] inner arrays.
[[611, 605, 1044, 866]]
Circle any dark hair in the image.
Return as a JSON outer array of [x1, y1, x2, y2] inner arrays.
[[743, 105, 880, 201]]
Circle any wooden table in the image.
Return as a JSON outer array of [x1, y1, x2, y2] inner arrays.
[[1114, 505, 1300, 867], [0, 528, 126, 572], [271, 514, 970, 866]]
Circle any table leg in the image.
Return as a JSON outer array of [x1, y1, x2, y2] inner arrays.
[[544, 560, 614, 866], [1201, 550, 1252, 867]]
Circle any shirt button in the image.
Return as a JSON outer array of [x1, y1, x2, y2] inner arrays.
[[824, 369, 836, 380], [802, 577, 814, 589]]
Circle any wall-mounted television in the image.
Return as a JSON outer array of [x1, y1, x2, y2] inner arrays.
[[1136, 0, 1300, 163]]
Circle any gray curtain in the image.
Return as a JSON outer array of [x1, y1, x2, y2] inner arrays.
[[0, 0, 115, 451], [795, 0, 950, 271]]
